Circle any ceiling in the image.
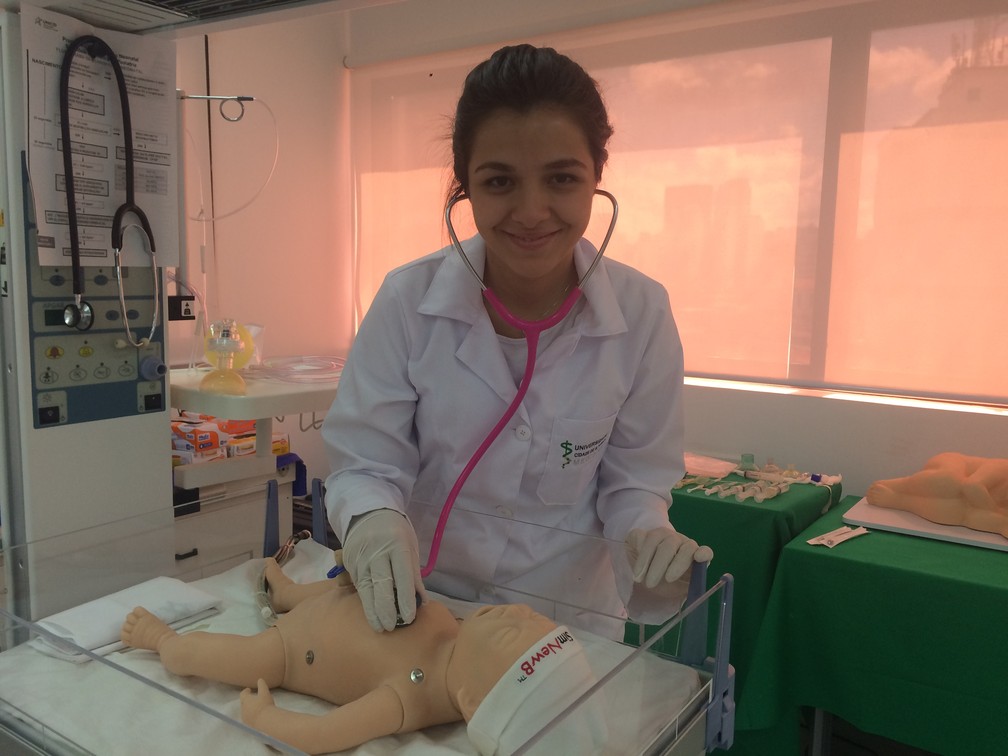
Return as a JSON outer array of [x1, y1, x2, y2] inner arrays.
[[27, 0, 379, 33]]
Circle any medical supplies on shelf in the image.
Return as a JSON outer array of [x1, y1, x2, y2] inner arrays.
[[171, 411, 290, 466]]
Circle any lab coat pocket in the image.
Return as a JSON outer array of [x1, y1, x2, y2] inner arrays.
[[537, 414, 617, 505]]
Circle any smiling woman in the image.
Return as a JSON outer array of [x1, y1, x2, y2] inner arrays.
[[324, 43, 711, 642], [466, 105, 595, 333], [447, 44, 613, 333]]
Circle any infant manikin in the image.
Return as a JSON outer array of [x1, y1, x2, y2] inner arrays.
[[121, 557, 600, 755], [867, 452, 1008, 538]]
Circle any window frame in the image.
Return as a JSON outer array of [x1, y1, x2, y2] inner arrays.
[[347, 0, 1008, 406]]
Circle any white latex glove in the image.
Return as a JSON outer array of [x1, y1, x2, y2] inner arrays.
[[341, 509, 424, 632], [625, 526, 714, 590]]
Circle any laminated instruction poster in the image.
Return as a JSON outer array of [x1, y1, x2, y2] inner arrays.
[[20, 3, 179, 268]]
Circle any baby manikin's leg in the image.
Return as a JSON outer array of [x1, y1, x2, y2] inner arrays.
[[867, 478, 968, 527], [264, 557, 343, 612], [122, 606, 285, 688]]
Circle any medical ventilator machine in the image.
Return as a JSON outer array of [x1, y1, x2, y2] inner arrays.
[[0, 0, 329, 637]]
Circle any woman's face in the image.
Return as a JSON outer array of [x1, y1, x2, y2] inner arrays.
[[466, 105, 597, 289]]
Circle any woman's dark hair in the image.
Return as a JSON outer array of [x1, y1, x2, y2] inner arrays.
[[448, 44, 613, 202]]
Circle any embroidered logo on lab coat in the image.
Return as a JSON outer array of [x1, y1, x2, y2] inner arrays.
[[540, 415, 616, 504], [560, 433, 609, 468]]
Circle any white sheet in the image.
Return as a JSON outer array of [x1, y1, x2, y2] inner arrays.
[[30, 576, 222, 662], [0, 540, 703, 755]]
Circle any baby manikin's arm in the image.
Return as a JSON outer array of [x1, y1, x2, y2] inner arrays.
[[242, 682, 406, 755]]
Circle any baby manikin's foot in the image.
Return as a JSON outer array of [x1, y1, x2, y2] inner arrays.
[[121, 606, 177, 652], [866, 482, 898, 509], [263, 557, 293, 590], [263, 557, 298, 609]]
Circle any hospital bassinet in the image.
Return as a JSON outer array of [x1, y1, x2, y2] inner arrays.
[[0, 484, 734, 755]]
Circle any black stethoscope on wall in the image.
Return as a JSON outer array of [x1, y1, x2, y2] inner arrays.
[[59, 35, 159, 347]]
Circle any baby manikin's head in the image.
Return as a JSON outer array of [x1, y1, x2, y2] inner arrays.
[[447, 603, 603, 756]]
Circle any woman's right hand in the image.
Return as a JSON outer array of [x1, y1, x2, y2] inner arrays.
[[341, 509, 425, 631]]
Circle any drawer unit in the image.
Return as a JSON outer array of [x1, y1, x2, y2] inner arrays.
[[172, 468, 294, 581]]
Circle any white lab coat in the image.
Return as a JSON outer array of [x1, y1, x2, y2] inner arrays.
[[322, 235, 687, 634]]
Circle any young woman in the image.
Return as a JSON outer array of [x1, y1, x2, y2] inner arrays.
[[322, 44, 711, 635]]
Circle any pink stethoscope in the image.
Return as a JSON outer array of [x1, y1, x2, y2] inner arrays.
[[420, 189, 618, 578]]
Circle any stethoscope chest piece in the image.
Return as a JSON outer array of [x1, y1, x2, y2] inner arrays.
[[63, 300, 94, 330]]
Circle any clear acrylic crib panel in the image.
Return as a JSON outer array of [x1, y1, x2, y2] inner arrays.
[[0, 500, 732, 755], [0, 509, 301, 755]]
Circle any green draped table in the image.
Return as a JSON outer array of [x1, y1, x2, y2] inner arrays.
[[666, 475, 838, 692], [739, 494, 1008, 755], [625, 474, 838, 753]]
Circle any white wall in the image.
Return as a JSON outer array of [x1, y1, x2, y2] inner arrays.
[[683, 383, 1008, 497], [204, 18, 352, 360], [173, 0, 1008, 495], [170, 9, 356, 483]]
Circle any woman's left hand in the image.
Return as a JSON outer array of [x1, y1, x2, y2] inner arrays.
[[625, 526, 713, 589]]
